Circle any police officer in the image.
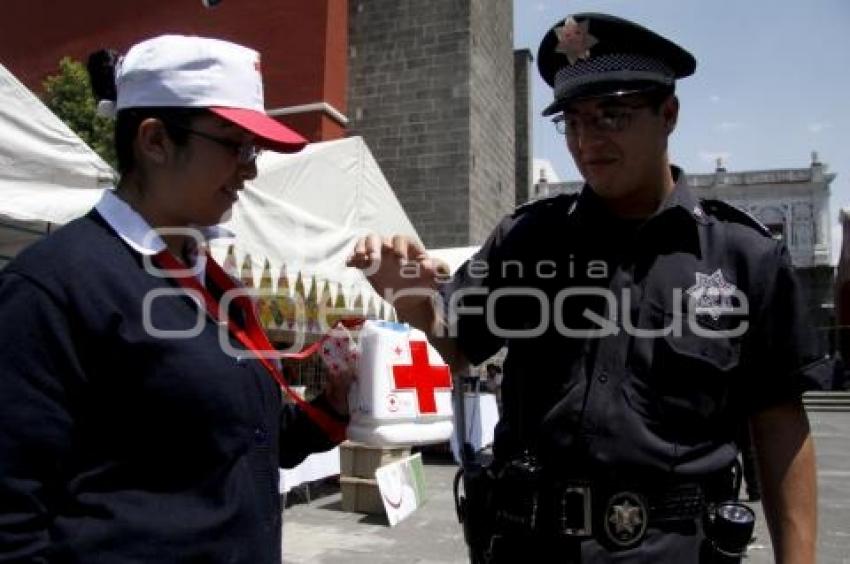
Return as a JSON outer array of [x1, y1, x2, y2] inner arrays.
[[349, 13, 829, 563]]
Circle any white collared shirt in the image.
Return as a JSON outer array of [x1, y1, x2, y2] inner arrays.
[[94, 190, 233, 282]]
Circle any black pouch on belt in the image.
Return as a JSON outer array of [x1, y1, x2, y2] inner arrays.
[[491, 453, 543, 532], [455, 457, 498, 563]]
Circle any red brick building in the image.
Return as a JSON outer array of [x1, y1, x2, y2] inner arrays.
[[0, 0, 348, 141]]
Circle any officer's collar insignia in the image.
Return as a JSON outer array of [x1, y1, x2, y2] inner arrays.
[[554, 17, 598, 65], [687, 269, 737, 321], [604, 492, 647, 548]]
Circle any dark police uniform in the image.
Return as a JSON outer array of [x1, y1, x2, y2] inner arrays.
[[447, 171, 830, 562], [446, 12, 831, 564]]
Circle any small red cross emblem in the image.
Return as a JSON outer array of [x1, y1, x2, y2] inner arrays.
[[394, 345, 403, 356], [391, 341, 451, 414]]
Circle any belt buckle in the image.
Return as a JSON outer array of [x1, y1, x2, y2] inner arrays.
[[559, 485, 592, 537], [602, 491, 648, 549]]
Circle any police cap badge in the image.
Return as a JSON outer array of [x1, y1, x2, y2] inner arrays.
[[538, 13, 696, 116]]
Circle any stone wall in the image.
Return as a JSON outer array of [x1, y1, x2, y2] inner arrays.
[[348, 0, 515, 248], [468, 0, 515, 244], [514, 49, 533, 208], [348, 0, 471, 248]]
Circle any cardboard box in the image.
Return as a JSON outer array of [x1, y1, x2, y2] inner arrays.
[[339, 441, 409, 478], [340, 476, 383, 514]]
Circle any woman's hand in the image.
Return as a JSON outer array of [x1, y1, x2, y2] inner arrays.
[[323, 367, 356, 417]]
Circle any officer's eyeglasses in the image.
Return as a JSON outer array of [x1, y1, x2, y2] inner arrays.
[[168, 123, 262, 164], [553, 104, 650, 137]]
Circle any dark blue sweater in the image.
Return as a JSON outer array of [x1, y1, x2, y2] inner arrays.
[[0, 211, 341, 563]]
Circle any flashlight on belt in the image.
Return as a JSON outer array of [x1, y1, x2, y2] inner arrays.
[[704, 501, 756, 559]]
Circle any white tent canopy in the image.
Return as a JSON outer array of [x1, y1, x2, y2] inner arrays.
[[0, 63, 114, 266], [208, 136, 421, 298], [0, 63, 114, 224]]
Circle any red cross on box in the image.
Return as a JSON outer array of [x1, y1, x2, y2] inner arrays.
[[391, 341, 452, 414]]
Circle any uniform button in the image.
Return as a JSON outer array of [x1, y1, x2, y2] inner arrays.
[[254, 427, 268, 445], [598, 372, 608, 384]]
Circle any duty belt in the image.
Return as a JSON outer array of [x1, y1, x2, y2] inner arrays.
[[495, 479, 709, 549]]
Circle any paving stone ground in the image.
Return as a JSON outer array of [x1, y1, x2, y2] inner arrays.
[[282, 411, 850, 563]]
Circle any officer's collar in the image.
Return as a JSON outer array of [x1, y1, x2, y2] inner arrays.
[[654, 167, 708, 225], [575, 166, 708, 226]]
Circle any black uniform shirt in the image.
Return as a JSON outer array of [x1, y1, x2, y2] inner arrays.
[[443, 168, 830, 480]]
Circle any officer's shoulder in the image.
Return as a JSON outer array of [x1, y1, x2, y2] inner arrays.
[[512, 192, 579, 219], [700, 199, 772, 238]]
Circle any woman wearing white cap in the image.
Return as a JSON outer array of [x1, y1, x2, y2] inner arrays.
[[0, 35, 351, 563]]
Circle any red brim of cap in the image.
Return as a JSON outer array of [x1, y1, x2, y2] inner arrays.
[[209, 107, 308, 153]]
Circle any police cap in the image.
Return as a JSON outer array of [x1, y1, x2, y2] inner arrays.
[[537, 13, 696, 116]]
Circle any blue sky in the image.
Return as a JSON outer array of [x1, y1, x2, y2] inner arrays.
[[514, 0, 850, 262]]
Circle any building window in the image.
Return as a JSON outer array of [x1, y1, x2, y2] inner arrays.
[[757, 206, 787, 243], [766, 223, 785, 241]]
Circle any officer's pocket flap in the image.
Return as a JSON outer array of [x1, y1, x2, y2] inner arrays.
[[662, 333, 740, 372]]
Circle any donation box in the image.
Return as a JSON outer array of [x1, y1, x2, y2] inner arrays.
[[344, 321, 454, 446]]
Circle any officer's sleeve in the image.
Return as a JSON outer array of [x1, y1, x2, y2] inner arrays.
[[439, 217, 512, 366], [740, 244, 832, 412], [0, 273, 79, 562], [278, 394, 348, 469]]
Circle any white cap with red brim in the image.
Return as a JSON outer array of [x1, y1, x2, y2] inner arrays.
[[115, 34, 306, 153]]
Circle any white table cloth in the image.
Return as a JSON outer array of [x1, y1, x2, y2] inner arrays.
[[279, 446, 340, 494]]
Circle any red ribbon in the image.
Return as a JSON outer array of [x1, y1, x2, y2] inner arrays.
[[153, 249, 363, 443]]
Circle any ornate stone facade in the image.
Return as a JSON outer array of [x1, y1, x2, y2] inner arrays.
[[687, 157, 834, 269], [532, 156, 835, 268]]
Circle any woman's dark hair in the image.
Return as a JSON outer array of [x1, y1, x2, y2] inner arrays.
[[113, 107, 209, 175], [86, 49, 209, 175], [86, 49, 118, 102]]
